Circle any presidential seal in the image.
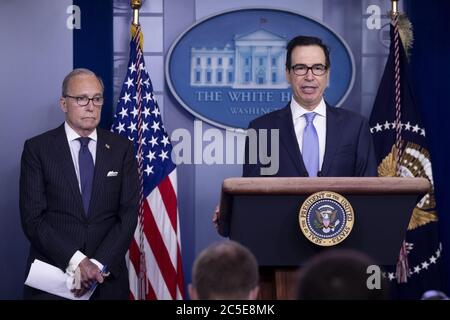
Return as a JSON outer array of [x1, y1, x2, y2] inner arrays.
[[299, 191, 354, 246]]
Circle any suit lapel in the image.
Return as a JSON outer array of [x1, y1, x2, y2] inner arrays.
[[276, 105, 306, 176], [52, 124, 84, 211], [321, 105, 343, 176]]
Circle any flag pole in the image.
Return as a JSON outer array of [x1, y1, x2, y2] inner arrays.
[[390, 0, 402, 176], [130, 0, 147, 300], [390, 0, 410, 284], [131, 0, 142, 25]]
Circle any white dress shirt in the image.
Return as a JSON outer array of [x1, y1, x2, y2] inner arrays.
[[290, 98, 327, 170]]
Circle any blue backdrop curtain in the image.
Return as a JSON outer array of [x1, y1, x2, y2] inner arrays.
[[405, 0, 450, 294], [73, 0, 114, 130]]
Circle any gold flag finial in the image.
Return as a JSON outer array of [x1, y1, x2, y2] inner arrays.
[[391, 0, 399, 17], [130, 0, 144, 49], [390, 0, 414, 57], [131, 0, 142, 25]]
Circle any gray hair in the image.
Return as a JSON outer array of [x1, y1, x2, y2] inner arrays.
[[61, 68, 104, 96]]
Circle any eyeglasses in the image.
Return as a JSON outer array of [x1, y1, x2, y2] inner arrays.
[[290, 64, 328, 76], [65, 95, 104, 107]]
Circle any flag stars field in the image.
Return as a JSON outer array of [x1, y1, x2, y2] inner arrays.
[[121, 92, 131, 104], [115, 122, 125, 134], [151, 121, 160, 132], [370, 121, 426, 136], [149, 136, 158, 147], [130, 107, 139, 118], [125, 77, 134, 89], [142, 107, 151, 118], [118, 107, 128, 119], [144, 165, 154, 176]]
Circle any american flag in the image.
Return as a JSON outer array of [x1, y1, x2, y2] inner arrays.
[[111, 25, 184, 300]]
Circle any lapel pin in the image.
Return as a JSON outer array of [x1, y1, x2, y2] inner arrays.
[[105, 144, 110, 149]]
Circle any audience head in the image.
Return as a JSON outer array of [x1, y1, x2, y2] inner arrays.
[[189, 240, 259, 300], [296, 249, 389, 300], [421, 290, 449, 300]]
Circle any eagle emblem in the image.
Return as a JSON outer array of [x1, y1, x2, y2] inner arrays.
[[315, 205, 340, 233], [378, 143, 437, 230], [299, 191, 354, 246]]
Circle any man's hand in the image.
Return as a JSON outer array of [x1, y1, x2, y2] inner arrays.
[[71, 257, 104, 297], [71, 285, 89, 298], [212, 205, 220, 231]]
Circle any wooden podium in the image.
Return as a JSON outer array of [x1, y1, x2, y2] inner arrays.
[[218, 177, 430, 299]]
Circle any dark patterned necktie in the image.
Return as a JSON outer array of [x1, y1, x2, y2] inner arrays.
[[78, 137, 94, 214]]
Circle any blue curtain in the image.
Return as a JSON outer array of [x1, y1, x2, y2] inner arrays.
[[405, 0, 450, 294], [73, 0, 114, 130]]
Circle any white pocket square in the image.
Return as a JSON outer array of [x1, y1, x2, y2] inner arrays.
[[107, 171, 118, 177]]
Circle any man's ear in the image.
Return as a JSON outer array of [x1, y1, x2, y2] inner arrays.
[[60, 97, 67, 113], [248, 286, 259, 300], [285, 69, 292, 85], [326, 69, 331, 87], [188, 283, 198, 300]]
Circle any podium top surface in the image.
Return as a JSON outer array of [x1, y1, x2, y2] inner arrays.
[[221, 177, 430, 195]]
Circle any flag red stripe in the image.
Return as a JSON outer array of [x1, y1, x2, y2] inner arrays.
[[143, 199, 178, 299], [128, 238, 140, 300], [145, 278, 156, 300], [129, 232, 157, 300], [176, 246, 185, 297], [129, 238, 141, 274], [158, 175, 178, 231]]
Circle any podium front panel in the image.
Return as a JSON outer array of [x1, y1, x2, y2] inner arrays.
[[229, 194, 416, 266]]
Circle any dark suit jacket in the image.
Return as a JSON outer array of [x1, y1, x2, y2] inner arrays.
[[20, 124, 139, 299], [243, 103, 377, 177]]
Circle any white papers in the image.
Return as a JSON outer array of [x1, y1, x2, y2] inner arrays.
[[25, 259, 95, 300]]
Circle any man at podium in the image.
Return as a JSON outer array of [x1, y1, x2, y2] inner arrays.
[[214, 35, 377, 228], [243, 35, 377, 178]]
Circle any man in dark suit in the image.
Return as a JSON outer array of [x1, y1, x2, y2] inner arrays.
[[20, 68, 139, 299], [243, 36, 377, 177]]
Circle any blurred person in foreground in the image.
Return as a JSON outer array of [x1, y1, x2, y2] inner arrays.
[[296, 249, 389, 300], [189, 240, 259, 300]]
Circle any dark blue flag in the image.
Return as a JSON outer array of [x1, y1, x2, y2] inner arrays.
[[369, 19, 444, 299]]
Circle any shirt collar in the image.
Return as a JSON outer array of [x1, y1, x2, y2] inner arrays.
[[290, 98, 327, 120], [64, 122, 97, 142]]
